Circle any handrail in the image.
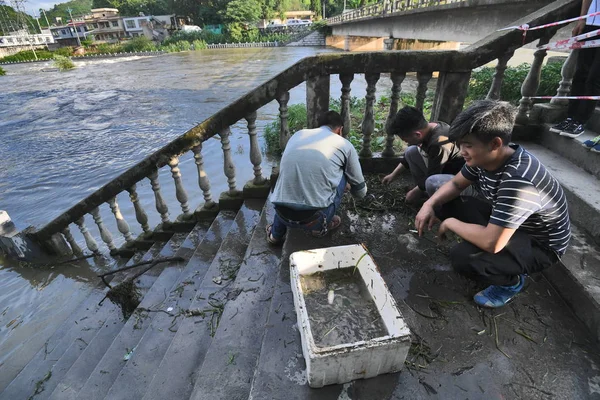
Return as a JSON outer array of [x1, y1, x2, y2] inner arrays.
[[32, 50, 465, 242], [31, 0, 579, 244]]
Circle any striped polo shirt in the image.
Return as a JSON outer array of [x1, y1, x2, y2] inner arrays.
[[461, 144, 571, 255]]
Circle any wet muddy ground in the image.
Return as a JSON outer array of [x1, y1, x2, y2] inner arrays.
[[264, 173, 600, 400]]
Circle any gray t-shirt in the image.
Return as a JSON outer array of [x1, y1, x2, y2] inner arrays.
[[271, 126, 367, 209]]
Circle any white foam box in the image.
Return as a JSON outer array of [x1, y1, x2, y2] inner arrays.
[[290, 243, 411, 388]]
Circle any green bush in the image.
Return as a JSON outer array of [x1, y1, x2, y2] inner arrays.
[[192, 39, 207, 50], [467, 61, 564, 105], [0, 49, 53, 62], [96, 43, 123, 54], [54, 46, 73, 57], [122, 36, 157, 52], [0, 66, 5, 76], [264, 104, 307, 155], [53, 55, 75, 71]]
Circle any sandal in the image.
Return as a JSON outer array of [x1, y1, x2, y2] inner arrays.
[[266, 224, 285, 246], [311, 215, 342, 237]]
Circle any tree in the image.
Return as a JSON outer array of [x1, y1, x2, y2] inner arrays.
[[309, 0, 320, 17], [222, 0, 261, 23]]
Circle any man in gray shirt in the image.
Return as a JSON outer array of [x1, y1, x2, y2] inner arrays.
[[267, 111, 367, 245]]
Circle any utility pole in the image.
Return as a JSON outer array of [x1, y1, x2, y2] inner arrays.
[[67, 7, 82, 47], [322, 1, 326, 18], [41, 9, 50, 27]]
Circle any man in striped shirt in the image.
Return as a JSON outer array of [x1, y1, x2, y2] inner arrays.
[[415, 101, 571, 308]]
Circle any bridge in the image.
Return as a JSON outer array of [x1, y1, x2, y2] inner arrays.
[[326, 0, 554, 51]]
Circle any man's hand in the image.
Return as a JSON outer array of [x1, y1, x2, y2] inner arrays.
[[344, 183, 351, 193], [573, 20, 586, 37], [437, 218, 454, 241], [381, 173, 396, 184], [415, 202, 439, 236]]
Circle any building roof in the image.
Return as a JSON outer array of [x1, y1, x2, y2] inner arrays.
[[284, 11, 314, 17], [90, 8, 119, 12]]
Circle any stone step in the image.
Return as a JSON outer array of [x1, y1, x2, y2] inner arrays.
[[523, 143, 600, 341], [525, 142, 600, 241], [0, 252, 143, 399], [105, 202, 264, 400], [38, 241, 174, 400], [248, 226, 355, 399], [43, 224, 202, 400], [188, 201, 283, 400], [49, 219, 221, 400], [538, 124, 600, 180]]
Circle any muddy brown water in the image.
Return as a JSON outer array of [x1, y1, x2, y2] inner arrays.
[[301, 267, 388, 347]]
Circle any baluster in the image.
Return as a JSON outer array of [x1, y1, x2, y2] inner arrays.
[[278, 91, 291, 151], [168, 156, 192, 220], [516, 36, 551, 125], [220, 127, 237, 194], [192, 143, 215, 206], [360, 73, 380, 158], [74, 215, 99, 254], [148, 169, 170, 224], [90, 207, 117, 253], [340, 73, 354, 138], [551, 50, 579, 106], [486, 50, 514, 100], [416, 71, 432, 111], [126, 184, 151, 235], [383, 71, 406, 157], [108, 197, 134, 244], [62, 226, 83, 256], [245, 111, 266, 185]]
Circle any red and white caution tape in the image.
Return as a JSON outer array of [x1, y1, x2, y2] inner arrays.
[[538, 28, 600, 48], [526, 95, 600, 100], [539, 38, 600, 50], [498, 11, 600, 32]]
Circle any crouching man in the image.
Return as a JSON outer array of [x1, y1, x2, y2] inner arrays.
[[416, 101, 570, 308], [266, 111, 367, 245], [382, 106, 464, 203]]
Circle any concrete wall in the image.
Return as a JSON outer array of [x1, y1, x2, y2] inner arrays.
[[326, 35, 459, 52], [331, 0, 551, 44], [326, 35, 384, 51]]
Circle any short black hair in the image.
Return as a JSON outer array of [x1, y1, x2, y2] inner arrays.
[[449, 100, 516, 145], [318, 110, 344, 128], [390, 106, 428, 138]]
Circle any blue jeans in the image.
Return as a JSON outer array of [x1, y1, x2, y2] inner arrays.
[[271, 176, 347, 240]]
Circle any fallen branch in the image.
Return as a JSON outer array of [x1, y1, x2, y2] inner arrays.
[[98, 256, 184, 288]]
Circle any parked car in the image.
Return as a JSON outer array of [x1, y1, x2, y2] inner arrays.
[[286, 19, 312, 26]]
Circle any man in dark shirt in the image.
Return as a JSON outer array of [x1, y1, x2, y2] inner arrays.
[[416, 100, 571, 308], [382, 106, 464, 203]]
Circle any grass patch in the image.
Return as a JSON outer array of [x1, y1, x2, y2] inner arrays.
[[53, 55, 75, 71]]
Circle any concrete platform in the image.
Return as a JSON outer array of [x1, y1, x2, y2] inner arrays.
[[249, 184, 600, 399]]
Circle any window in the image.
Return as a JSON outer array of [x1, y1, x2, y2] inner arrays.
[[7, 37, 13, 43], [93, 23, 98, 29], [125, 20, 136, 29], [61, 29, 67, 35], [111, 21, 118, 27], [76, 27, 82, 32]]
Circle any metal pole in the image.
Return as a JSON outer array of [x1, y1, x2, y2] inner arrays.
[[67, 8, 81, 47], [41, 9, 50, 27]]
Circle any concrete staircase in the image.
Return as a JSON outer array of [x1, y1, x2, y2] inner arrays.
[[0, 199, 285, 400], [523, 103, 600, 341]]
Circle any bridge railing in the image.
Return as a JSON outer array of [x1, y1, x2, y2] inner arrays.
[[27, 0, 579, 258], [327, 0, 468, 24]]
